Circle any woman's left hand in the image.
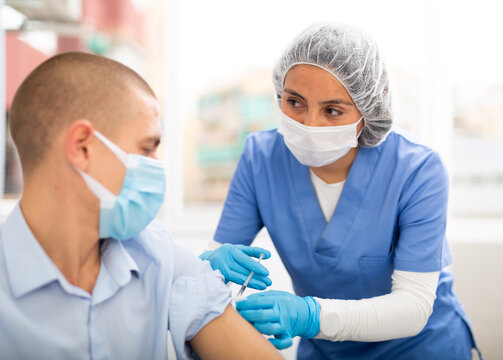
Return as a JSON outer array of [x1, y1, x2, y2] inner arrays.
[[236, 290, 320, 349]]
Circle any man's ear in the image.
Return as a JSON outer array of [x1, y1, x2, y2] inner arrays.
[[65, 119, 95, 171]]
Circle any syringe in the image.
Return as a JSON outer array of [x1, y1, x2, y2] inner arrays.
[[236, 253, 265, 297]]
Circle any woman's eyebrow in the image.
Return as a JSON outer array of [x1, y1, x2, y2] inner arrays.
[[320, 99, 353, 106], [284, 88, 353, 106], [283, 88, 306, 101]]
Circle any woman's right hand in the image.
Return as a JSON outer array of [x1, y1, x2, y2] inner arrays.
[[199, 244, 272, 290]]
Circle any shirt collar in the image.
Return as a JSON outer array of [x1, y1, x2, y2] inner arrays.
[[2, 203, 60, 298], [2, 203, 140, 299], [91, 238, 140, 305], [100, 237, 140, 286]]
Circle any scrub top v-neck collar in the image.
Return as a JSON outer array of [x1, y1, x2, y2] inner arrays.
[[287, 145, 382, 260]]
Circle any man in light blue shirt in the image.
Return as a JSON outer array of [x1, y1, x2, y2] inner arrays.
[[0, 52, 280, 360]]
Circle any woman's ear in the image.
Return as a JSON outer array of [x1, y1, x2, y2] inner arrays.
[[65, 119, 95, 171]]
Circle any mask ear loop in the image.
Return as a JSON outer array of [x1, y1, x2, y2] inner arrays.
[[75, 167, 117, 209], [73, 130, 129, 209], [94, 131, 130, 165], [356, 116, 364, 139]]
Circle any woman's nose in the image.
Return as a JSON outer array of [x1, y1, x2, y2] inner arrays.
[[304, 112, 319, 127]]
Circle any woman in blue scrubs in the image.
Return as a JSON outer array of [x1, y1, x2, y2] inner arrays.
[[199, 23, 479, 359]]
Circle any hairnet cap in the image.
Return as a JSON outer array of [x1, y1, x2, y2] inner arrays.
[[273, 23, 392, 147]]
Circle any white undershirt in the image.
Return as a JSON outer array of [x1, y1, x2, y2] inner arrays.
[[207, 170, 440, 341], [309, 169, 345, 222], [314, 270, 439, 341]]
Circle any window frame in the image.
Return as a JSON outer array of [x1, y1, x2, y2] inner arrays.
[[0, 0, 6, 203], [159, 2, 503, 242]]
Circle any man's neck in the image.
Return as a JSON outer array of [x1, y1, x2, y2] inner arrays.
[[20, 178, 101, 294], [310, 147, 359, 184]]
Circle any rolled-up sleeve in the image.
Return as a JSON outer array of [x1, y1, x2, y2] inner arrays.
[[168, 244, 232, 359]]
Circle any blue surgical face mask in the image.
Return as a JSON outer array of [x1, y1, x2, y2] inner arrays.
[[76, 131, 166, 240]]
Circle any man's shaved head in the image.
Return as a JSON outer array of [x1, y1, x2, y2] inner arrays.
[[9, 51, 157, 175]]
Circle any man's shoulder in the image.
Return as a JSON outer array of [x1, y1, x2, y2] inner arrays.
[[141, 221, 173, 238], [123, 222, 175, 263], [0, 225, 4, 255], [136, 221, 173, 244], [125, 222, 206, 278], [0, 229, 7, 282]]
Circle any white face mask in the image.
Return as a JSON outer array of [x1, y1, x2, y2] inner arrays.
[[277, 112, 363, 167]]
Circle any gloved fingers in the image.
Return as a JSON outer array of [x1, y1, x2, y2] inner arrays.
[[269, 335, 293, 350], [247, 274, 272, 289], [232, 248, 270, 276], [238, 308, 278, 323], [257, 290, 289, 297], [227, 261, 272, 289], [198, 250, 212, 261], [227, 261, 254, 277], [236, 294, 275, 311], [223, 270, 270, 290], [236, 245, 271, 260], [224, 269, 250, 285], [224, 262, 271, 289], [252, 322, 282, 335]]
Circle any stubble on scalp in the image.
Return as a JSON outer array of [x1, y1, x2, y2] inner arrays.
[[9, 51, 157, 176]]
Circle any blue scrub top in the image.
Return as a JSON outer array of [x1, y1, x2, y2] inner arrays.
[[215, 129, 476, 359]]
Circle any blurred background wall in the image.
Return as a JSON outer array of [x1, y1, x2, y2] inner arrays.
[[1, 0, 502, 358]]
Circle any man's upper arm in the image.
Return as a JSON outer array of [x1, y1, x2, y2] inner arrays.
[[190, 305, 282, 360], [168, 242, 233, 358]]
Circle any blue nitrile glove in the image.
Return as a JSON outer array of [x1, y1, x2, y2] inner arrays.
[[199, 244, 272, 290], [236, 290, 320, 350]]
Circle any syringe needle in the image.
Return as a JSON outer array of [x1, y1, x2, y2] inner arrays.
[[236, 253, 265, 297]]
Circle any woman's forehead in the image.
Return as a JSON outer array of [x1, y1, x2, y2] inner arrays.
[[283, 64, 353, 102]]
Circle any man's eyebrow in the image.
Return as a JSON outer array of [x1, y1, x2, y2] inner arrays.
[[142, 136, 161, 147]]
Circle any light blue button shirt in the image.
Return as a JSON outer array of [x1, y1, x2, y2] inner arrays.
[[0, 204, 232, 359]]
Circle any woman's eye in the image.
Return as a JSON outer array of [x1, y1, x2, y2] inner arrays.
[[287, 98, 302, 108], [326, 108, 342, 117]]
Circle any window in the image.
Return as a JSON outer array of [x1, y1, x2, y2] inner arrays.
[[2, 0, 502, 225], [1, 0, 165, 216], [173, 0, 430, 212], [170, 0, 503, 224]]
